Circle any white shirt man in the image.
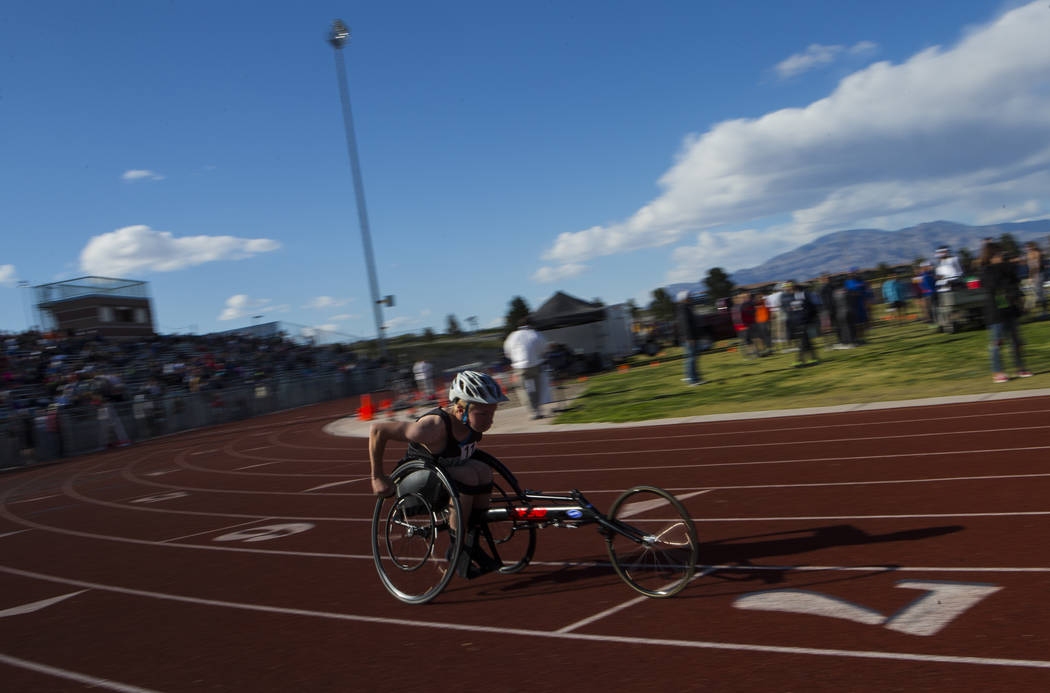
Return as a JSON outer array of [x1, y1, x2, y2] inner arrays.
[[502, 320, 549, 419]]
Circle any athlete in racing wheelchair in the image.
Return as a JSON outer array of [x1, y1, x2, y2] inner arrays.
[[369, 370, 508, 578]]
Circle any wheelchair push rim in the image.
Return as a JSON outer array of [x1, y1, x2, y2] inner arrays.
[[371, 461, 463, 604]]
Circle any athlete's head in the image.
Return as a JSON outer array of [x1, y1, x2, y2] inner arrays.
[[448, 370, 508, 432]]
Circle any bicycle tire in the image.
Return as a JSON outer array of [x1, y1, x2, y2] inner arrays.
[[371, 460, 463, 604], [604, 485, 698, 598]]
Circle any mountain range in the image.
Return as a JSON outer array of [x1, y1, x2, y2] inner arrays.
[[668, 220, 1050, 296]]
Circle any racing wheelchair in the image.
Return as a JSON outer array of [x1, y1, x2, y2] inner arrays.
[[370, 452, 699, 604]]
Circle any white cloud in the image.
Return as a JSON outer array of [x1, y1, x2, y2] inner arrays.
[[328, 313, 357, 321], [304, 295, 352, 309], [667, 227, 815, 283], [0, 264, 17, 287], [121, 169, 164, 181], [80, 225, 281, 276], [218, 294, 283, 322], [775, 41, 879, 79], [531, 263, 588, 283], [976, 199, 1045, 225], [541, 2, 1050, 273]]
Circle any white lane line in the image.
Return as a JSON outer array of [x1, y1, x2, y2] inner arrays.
[[191, 449, 222, 455], [160, 519, 274, 544], [696, 510, 1050, 522], [242, 446, 269, 452], [7, 495, 63, 504], [0, 590, 87, 618], [0, 530, 30, 539], [514, 424, 1050, 457], [616, 490, 710, 519], [302, 478, 366, 492], [236, 461, 282, 470], [0, 651, 160, 693], [487, 408, 1050, 448], [507, 444, 1050, 472], [557, 594, 648, 633], [1, 564, 1048, 671], [557, 567, 718, 633]]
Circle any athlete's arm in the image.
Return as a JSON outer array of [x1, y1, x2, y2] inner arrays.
[[368, 415, 447, 496]]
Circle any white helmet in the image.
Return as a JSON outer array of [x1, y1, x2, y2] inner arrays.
[[448, 370, 509, 405]]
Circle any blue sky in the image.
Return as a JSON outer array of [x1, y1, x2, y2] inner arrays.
[[3, 1, 1048, 341]]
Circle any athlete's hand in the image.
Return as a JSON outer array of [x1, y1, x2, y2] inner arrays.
[[371, 475, 394, 497]]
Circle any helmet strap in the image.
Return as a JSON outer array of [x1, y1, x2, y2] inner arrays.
[[460, 401, 471, 426]]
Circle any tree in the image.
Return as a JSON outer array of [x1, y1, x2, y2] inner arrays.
[[503, 296, 531, 334], [703, 267, 734, 301], [626, 298, 640, 318], [649, 288, 675, 322], [423, 327, 435, 342], [999, 233, 1020, 259], [446, 314, 462, 336]]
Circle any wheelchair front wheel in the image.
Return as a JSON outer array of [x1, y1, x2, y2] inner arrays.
[[605, 485, 698, 598], [371, 461, 463, 604]]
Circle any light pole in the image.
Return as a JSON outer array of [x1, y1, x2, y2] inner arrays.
[[328, 19, 387, 356]]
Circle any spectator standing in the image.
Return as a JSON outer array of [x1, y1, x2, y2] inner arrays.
[[881, 272, 906, 323], [832, 278, 857, 349], [844, 269, 872, 343], [1025, 242, 1047, 319], [979, 241, 1031, 383], [674, 291, 706, 385], [730, 291, 757, 358], [784, 281, 819, 366], [412, 357, 435, 399], [502, 317, 549, 419], [917, 264, 938, 324], [818, 274, 837, 345], [752, 292, 772, 356], [766, 285, 786, 350]]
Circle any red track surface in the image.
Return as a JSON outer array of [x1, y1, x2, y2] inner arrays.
[[2, 396, 1050, 691]]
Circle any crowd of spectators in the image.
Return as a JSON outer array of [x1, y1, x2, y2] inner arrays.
[[1, 329, 370, 465]]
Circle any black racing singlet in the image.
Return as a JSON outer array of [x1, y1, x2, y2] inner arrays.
[[406, 408, 482, 466]]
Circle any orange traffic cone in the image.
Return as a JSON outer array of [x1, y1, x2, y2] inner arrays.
[[358, 393, 374, 421]]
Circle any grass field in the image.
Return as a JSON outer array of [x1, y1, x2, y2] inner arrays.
[[554, 315, 1050, 424]]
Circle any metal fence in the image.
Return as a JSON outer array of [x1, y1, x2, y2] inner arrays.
[[0, 367, 387, 471]]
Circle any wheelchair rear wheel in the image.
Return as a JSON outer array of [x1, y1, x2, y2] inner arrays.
[[371, 461, 463, 604]]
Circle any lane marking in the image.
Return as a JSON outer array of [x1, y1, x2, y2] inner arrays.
[[734, 581, 1003, 637], [736, 591, 885, 625], [485, 408, 1050, 448], [0, 530, 30, 539], [558, 567, 718, 633], [885, 581, 1004, 636], [160, 519, 272, 544], [1, 564, 1047, 670], [9, 495, 64, 504], [236, 461, 282, 470], [303, 478, 367, 492], [0, 590, 87, 618], [557, 594, 648, 633], [0, 651, 160, 693], [213, 523, 314, 543], [506, 444, 1050, 472], [616, 490, 709, 519]]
